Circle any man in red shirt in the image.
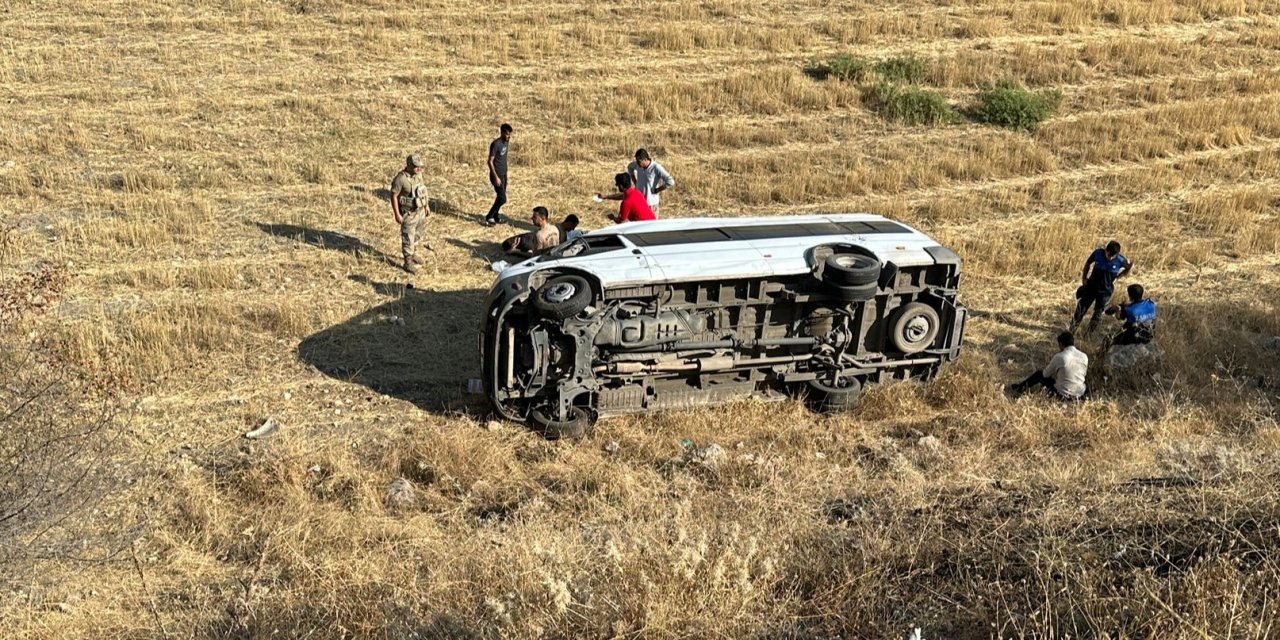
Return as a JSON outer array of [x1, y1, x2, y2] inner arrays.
[[597, 173, 656, 223]]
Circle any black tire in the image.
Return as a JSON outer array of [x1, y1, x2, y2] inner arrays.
[[530, 405, 591, 439], [829, 281, 877, 302], [807, 375, 863, 413], [532, 275, 593, 320], [890, 302, 941, 354], [823, 253, 881, 287]]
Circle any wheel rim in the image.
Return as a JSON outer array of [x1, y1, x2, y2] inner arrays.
[[903, 315, 933, 345], [833, 255, 857, 267], [543, 281, 577, 303]]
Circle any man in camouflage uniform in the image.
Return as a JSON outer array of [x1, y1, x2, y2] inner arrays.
[[390, 154, 433, 274]]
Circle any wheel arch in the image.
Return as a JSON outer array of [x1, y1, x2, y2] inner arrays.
[[527, 266, 605, 300]]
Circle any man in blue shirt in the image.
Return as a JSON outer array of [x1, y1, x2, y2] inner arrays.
[[1071, 240, 1132, 334], [1105, 283, 1156, 346]]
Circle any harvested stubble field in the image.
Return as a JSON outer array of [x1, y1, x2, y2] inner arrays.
[[3, 0, 1280, 637]]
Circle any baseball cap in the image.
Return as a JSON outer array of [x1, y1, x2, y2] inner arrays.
[[407, 154, 424, 167]]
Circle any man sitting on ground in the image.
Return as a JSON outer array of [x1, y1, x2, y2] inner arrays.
[[502, 206, 560, 258], [557, 214, 585, 241], [1105, 283, 1156, 346], [1008, 331, 1089, 401]]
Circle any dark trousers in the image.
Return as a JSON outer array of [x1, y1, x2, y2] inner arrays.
[[486, 176, 507, 222], [1112, 326, 1151, 346], [1072, 288, 1110, 329], [1013, 371, 1062, 398], [1012, 371, 1085, 401]]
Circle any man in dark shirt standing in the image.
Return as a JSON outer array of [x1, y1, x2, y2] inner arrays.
[[485, 123, 513, 226], [1071, 240, 1133, 335]]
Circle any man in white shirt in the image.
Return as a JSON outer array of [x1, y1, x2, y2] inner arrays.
[[1009, 331, 1089, 400], [627, 148, 675, 217]]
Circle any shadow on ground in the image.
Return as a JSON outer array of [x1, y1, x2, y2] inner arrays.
[[447, 237, 508, 263], [298, 277, 488, 413], [254, 221, 397, 266], [348, 185, 478, 225]]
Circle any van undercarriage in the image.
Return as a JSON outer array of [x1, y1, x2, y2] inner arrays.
[[482, 245, 965, 438]]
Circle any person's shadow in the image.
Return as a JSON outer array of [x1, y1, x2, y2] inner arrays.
[[447, 237, 508, 263], [253, 221, 397, 267], [349, 185, 478, 225], [298, 276, 488, 412]]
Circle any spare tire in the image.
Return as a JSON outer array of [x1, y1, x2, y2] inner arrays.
[[530, 405, 591, 439], [890, 302, 941, 354], [823, 253, 880, 287], [829, 281, 877, 302], [532, 275, 593, 320]]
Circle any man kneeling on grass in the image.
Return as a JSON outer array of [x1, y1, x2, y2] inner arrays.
[[1104, 283, 1156, 347], [1009, 331, 1089, 400], [502, 206, 560, 258]]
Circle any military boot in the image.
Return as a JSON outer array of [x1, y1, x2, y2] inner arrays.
[[403, 259, 419, 274], [410, 254, 426, 265]]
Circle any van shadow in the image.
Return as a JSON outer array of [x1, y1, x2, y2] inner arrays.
[[297, 278, 489, 413]]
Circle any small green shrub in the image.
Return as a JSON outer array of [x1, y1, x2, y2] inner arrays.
[[804, 54, 872, 82], [972, 82, 1062, 131], [873, 56, 928, 84], [865, 82, 961, 125]]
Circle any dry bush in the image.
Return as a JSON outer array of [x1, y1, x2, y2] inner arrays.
[[0, 268, 130, 589]]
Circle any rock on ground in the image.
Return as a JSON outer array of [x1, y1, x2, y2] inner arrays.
[[385, 477, 416, 511], [1107, 342, 1162, 370]]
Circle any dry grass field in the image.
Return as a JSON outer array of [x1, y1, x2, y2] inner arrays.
[[4, 0, 1280, 637]]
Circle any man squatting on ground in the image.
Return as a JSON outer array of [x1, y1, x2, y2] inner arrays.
[[1072, 240, 1133, 334], [485, 123, 513, 226], [598, 172, 656, 223], [503, 206, 560, 258], [1009, 331, 1089, 400], [390, 154, 432, 274], [1104, 283, 1157, 347]]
